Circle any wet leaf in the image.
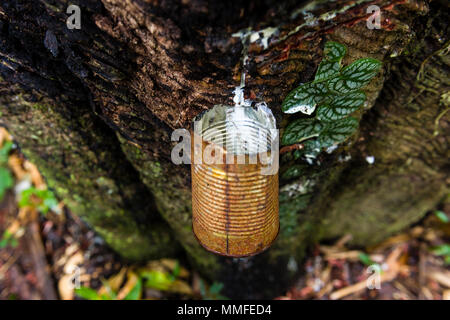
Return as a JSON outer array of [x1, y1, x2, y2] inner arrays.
[[282, 118, 323, 145], [282, 82, 328, 114]]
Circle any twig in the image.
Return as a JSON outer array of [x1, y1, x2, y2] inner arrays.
[[24, 221, 58, 299], [329, 245, 405, 300], [0, 252, 20, 280], [279, 143, 304, 155]]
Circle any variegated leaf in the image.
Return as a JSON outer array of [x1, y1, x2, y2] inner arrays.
[[323, 41, 347, 61], [317, 91, 366, 121], [332, 91, 366, 107], [282, 118, 323, 145], [282, 82, 328, 114], [328, 58, 381, 93], [314, 60, 341, 82], [319, 117, 359, 145], [341, 58, 382, 80], [314, 42, 347, 82]]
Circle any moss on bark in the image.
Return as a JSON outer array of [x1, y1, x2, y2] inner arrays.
[[0, 85, 178, 260]]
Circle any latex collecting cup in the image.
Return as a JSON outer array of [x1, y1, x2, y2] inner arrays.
[[191, 104, 279, 257]]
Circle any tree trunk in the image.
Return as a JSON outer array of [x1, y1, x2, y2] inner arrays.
[[0, 0, 448, 298]]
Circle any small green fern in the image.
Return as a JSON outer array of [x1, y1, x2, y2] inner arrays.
[[281, 41, 382, 156]]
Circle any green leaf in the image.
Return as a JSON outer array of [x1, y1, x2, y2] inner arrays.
[[209, 282, 224, 295], [431, 244, 450, 256], [39, 189, 58, 214], [314, 42, 347, 82], [124, 278, 142, 300], [342, 58, 382, 80], [75, 287, 102, 300], [317, 91, 366, 121], [358, 253, 375, 266], [172, 261, 181, 279], [19, 188, 36, 207], [0, 238, 8, 249], [19, 187, 58, 214], [445, 256, 450, 265], [282, 82, 328, 114], [319, 117, 359, 145], [281, 164, 307, 180], [302, 138, 324, 157], [314, 60, 341, 82], [0, 141, 13, 164], [328, 58, 381, 93], [0, 167, 13, 200], [434, 210, 449, 223], [323, 41, 347, 61], [282, 118, 323, 145], [141, 270, 173, 291], [293, 149, 302, 160], [331, 91, 367, 108]]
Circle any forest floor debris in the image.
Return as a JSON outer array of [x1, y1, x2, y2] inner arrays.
[[276, 209, 450, 300]]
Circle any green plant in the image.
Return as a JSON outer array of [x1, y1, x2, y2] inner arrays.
[[18, 186, 58, 214], [358, 252, 382, 270], [0, 230, 18, 249], [0, 167, 13, 201], [199, 280, 228, 300], [0, 141, 13, 200], [281, 41, 382, 157], [434, 210, 449, 223], [431, 244, 450, 265], [75, 277, 143, 300], [75, 260, 192, 300]]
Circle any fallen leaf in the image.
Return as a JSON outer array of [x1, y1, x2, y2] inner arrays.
[[117, 271, 140, 300], [99, 267, 127, 296], [58, 274, 75, 300], [63, 252, 84, 274]]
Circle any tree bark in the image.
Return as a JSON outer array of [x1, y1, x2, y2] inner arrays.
[[0, 0, 448, 298]]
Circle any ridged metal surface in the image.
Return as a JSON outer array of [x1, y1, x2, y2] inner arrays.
[[191, 104, 279, 257], [192, 160, 278, 256]]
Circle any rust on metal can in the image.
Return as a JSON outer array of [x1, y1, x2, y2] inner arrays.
[[191, 104, 279, 257]]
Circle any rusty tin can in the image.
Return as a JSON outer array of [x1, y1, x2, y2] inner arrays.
[[191, 104, 279, 257]]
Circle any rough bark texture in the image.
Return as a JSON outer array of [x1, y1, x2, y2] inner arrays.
[[0, 0, 448, 298]]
